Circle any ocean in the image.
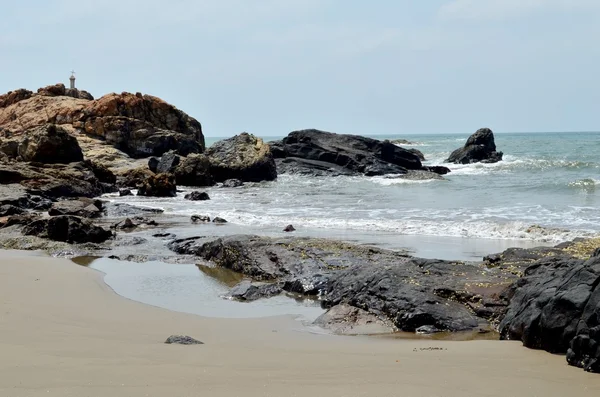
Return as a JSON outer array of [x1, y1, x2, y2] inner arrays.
[[89, 131, 600, 320]]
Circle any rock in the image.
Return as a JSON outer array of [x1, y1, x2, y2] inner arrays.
[[407, 148, 425, 161], [137, 173, 176, 197], [79, 92, 204, 158], [48, 198, 103, 218], [0, 204, 25, 217], [416, 325, 442, 334], [168, 235, 519, 332], [191, 215, 211, 223], [112, 218, 137, 230], [164, 335, 204, 345], [184, 191, 210, 201], [270, 129, 445, 177], [119, 188, 133, 197], [17, 124, 83, 164], [174, 154, 215, 187], [212, 217, 228, 224], [227, 280, 283, 301], [206, 133, 277, 182], [148, 157, 159, 173], [117, 166, 155, 189], [221, 179, 244, 188], [64, 88, 94, 100], [423, 166, 451, 175], [446, 128, 503, 164], [156, 151, 181, 174], [283, 224, 295, 232], [0, 88, 204, 159], [391, 139, 414, 145], [37, 83, 66, 97], [0, 161, 108, 199], [153, 233, 175, 238], [0, 213, 39, 229], [314, 304, 396, 335], [23, 215, 113, 243], [0, 89, 33, 108], [104, 203, 164, 218], [83, 160, 116, 184]]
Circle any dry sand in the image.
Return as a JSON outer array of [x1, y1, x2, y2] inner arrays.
[[1, 250, 599, 397]]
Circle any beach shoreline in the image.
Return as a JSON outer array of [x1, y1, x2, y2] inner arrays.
[[1, 249, 599, 397]]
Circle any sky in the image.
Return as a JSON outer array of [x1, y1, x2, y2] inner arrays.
[[1, 0, 599, 137]]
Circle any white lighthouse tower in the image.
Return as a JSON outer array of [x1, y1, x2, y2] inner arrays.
[[69, 70, 76, 89]]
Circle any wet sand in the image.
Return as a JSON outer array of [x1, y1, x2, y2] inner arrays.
[[1, 250, 599, 397]]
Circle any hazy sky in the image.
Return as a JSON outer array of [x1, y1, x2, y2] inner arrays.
[[1, 1, 599, 136]]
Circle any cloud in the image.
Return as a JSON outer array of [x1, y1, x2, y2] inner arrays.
[[438, 0, 600, 21]]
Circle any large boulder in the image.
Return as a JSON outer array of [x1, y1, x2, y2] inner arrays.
[[48, 198, 103, 218], [116, 166, 155, 189], [489, 239, 600, 373], [174, 154, 215, 187], [206, 133, 276, 182], [155, 151, 181, 174], [17, 124, 83, 164], [446, 128, 503, 164], [37, 83, 66, 97], [169, 235, 522, 333], [270, 129, 444, 177], [137, 173, 176, 197], [78, 92, 204, 158], [23, 215, 113, 243]]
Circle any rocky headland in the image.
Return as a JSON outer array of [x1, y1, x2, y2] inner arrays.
[[0, 83, 598, 374]]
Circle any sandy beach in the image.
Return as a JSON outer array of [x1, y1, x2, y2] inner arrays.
[[1, 250, 599, 397]]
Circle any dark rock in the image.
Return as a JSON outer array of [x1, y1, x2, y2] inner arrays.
[[407, 148, 425, 161], [174, 154, 215, 187], [164, 335, 203, 345], [148, 157, 159, 173], [227, 280, 283, 301], [221, 179, 244, 188], [64, 88, 94, 100], [119, 189, 133, 197], [270, 129, 445, 177], [37, 83, 66, 97], [48, 198, 103, 218], [0, 89, 33, 108], [283, 224, 296, 232], [0, 213, 39, 229], [184, 191, 210, 201], [83, 160, 116, 184], [390, 139, 414, 145], [18, 124, 83, 164], [153, 233, 175, 238], [23, 215, 113, 243], [423, 166, 451, 175], [156, 151, 181, 174], [0, 204, 25, 217], [206, 133, 276, 182], [446, 128, 503, 164], [212, 217, 228, 224], [314, 304, 396, 335], [104, 203, 163, 218], [112, 218, 137, 230], [191, 215, 211, 223], [168, 235, 519, 332], [137, 173, 176, 197]]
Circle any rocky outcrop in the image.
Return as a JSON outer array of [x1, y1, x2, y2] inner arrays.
[[23, 215, 113, 243], [154, 151, 180, 174], [0, 86, 205, 159], [206, 133, 276, 182], [497, 240, 600, 373], [0, 89, 33, 109], [78, 92, 204, 158], [137, 173, 176, 197], [116, 166, 154, 189], [446, 128, 503, 164], [173, 154, 214, 187], [270, 129, 448, 177], [0, 161, 114, 198], [17, 124, 83, 164], [169, 235, 522, 333], [48, 198, 104, 218]]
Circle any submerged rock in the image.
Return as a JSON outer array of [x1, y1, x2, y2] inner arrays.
[[446, 128, 503, 164], [191, 215, 211, 223], [227, 280, 283, 301], [221, 178, 244, 188], [212, 217, 228, 224], [184, 191, 210, 201]]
